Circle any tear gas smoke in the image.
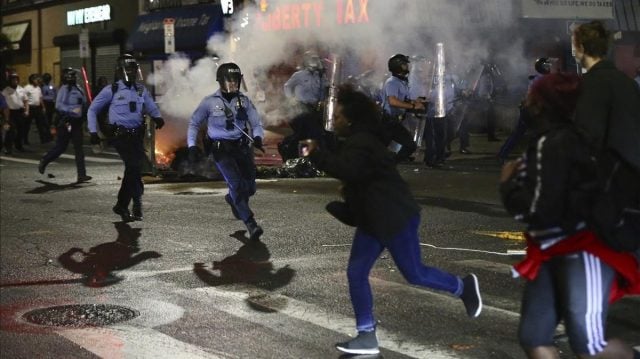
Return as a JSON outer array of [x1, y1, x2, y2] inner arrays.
[[149, 0, 537, 157]]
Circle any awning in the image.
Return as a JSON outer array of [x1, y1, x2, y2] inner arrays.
[[126, 4, 224, 57], [1, 22, 30, 51]]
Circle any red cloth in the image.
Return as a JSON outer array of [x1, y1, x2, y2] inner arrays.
[[513, 230, 640, 303]]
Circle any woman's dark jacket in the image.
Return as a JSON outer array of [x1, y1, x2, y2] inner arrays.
[[500, 120, 597, 244], [310, 130, 421, 243]]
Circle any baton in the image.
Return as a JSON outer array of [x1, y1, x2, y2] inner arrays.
[[81, 66, 93, 103], [233, 122, 254, 143]]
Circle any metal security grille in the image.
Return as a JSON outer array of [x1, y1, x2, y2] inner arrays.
[[95, 45, 121, 85], [60, 48, 89, 76]]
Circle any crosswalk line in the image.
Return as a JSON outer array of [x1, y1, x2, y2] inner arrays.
[[59, 325, 228, 359], [186, 287, 459, 358]]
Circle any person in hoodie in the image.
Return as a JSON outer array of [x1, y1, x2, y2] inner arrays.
[[304, 84, 482, 356]]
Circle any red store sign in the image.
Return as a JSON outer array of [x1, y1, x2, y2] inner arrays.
[[256, 0, 370, 31]]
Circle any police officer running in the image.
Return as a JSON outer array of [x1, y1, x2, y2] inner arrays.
[[381, 54, 425, 163], [38, 68, 91, 183], [280, 51, 328, 160], [187, 63, 265, 241], [87, 54, 165, 222]]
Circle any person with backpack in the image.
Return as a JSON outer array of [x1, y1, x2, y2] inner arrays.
[[572, 20, 640, 254], [500, 72, 640, 359]]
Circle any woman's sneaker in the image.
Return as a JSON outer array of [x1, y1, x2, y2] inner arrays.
[[335, 330, 379, 355], [460, 274, 482, 318]]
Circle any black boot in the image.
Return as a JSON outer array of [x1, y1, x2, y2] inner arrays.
[[131, 201, 143, 221], [113, 204, 133, 222], [245, 218, 263, 241], [38, 159, 47, 174]]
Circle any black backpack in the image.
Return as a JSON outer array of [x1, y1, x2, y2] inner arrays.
[[589, 149, 640, 253]]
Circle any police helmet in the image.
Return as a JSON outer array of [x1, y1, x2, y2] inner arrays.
[[388, 54, 410, 76], [42, 73, 52, 83], [534, 57, 552, 75], [216, 62, 243, 93], [302, 51, 323, 72], [116, 53, 141, 83], [62, 68, 77, 85]]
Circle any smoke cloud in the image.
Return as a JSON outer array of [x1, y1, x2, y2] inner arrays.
[[149, 0, 538, 155]]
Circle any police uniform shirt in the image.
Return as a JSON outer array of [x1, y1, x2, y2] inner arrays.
[[87, 80, 161, 133], [41, 83, 57, 102], [24, 84, 43, 106], [283, 69, 325, 105], [382, 76, 410, 117], [56, 85, 86, 119], [1, 85, 27, 110], [187, 89, 264, 147]]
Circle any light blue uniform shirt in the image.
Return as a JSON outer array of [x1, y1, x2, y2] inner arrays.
[[283, 69, 325, 105], [41, 84, 57, 102], [87, 80, 161, 133], [382, 76, 410, 117], [187, 90, 264, 147], [55, 85, 86, 119]]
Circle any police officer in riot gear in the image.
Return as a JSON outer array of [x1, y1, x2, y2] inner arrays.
[[381, 53, 425, 163], [87, 54, 165, 221], [39, 68, 91, 182], [280, 51, 328, 161], [187, 62, 265, 241]]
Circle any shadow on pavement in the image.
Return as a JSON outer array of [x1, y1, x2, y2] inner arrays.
[[57, 222, 162, 287], [193, 231, 296, 292], [414, 195, 508, 218], [26, 180, 95, 194]]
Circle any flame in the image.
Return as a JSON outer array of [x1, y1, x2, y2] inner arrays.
[[154, 148, 175, 169]]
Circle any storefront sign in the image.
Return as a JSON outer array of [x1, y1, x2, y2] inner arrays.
[[521, 0, 613, 19], [164, 18, 176, 54], [256, 0, 369, 31], [67, 5, 111, 26]]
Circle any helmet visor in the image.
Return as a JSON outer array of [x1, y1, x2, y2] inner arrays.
[[220, 75, 240, 93]]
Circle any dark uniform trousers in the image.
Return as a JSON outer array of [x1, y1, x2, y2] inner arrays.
[[111, 128, 145, 208], [382, 115, 417, 162], [41, 117, 87, 176], [2, 109, 24, 153], [423, 116, 447, 165], [27, 106, 52, 144], [212, 140, 257, 222]]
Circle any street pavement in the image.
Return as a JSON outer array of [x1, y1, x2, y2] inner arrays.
[[1, 133, 638, 359]]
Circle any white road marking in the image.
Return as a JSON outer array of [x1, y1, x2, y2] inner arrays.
[[60, 154, 121, 163], [0, 156, 43, 165], [0, 154, 120, 164], [187, 287, 460, 359], [59, 325, 228, 359]]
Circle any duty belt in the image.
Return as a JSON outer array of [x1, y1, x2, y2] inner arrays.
[[109, 124, 144, 139], [208, 137, 250, 152]]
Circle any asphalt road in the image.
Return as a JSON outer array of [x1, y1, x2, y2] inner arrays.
[[1, 136, 638, 359]]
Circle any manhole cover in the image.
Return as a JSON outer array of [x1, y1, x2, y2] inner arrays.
[[23, 304, 139, 327]]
